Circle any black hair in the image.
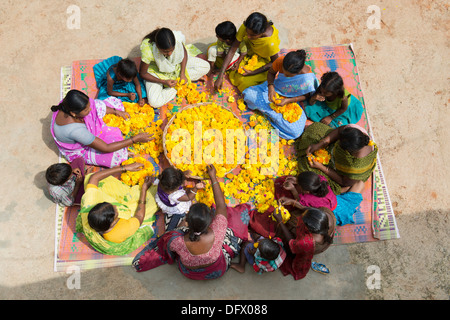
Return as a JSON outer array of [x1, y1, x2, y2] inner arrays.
[[297, 171, 330, 198], [318, 71, 345, 98], [87, 202, 116, 233], [46, 163, 72, 186], [283, 50, 307, 74], [186, 203, 214, 242], [215, 21, 237, 41], [116, 58, 138, 80], [159, 167, 185, 193], [143, 28, 176, 50], [51, 89, 89, 115], [302, 207, 333, 245], [244, 12, 272, 35], [258, 238, 280, 261], [339, 127, 370, 152]]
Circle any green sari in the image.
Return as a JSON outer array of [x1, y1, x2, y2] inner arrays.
[[295, 122, 377, 195], [76, 174, 158, 256]]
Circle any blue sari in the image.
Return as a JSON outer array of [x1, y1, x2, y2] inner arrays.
[[243, 72, 319, 140], [93, 56, 147, 103]]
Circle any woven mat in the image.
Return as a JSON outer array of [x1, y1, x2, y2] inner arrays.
[[54, 45, 399, 271]]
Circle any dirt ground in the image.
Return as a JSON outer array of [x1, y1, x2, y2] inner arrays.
[[0, 0, 448, 300]]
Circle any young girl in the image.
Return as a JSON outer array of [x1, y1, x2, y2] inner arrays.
[[231, 235, 286, 275], [139, 27, 210, 108], [243, 50, 318, 139], [207, 21, 248, 76], [93, 56, 147, 106], [276, 171, 364, 226], [305, 71, 364, 128], [154, 167, 204, 231], [276, 171, 337, 211]]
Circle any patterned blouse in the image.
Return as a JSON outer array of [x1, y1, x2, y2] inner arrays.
[[169, 214, 227, 267]]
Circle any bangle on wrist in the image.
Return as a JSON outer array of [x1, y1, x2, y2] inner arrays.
[[121, 165, 126, 172], [211, 181, 219, 186], [138, 199, 146, 205], [131, 137, 135, 144]]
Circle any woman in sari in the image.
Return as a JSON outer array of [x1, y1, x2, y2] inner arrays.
[[295, 122, 378, 195], [243, 50, 319, 139], [214, 12, 281, 93], [132, 165, 250, 280], [50, 90, 152, 168], [76, 163, 158, 255], [249, 204, 335, 280], [139, 27, 210, 108]]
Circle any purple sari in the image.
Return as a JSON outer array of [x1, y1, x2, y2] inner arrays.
[[50, 97, 128, 168]]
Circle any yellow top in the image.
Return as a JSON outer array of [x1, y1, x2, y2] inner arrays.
[[103, 217, 140, 243]]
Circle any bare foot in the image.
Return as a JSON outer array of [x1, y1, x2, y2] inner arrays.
[[230, 263, 245, 273]]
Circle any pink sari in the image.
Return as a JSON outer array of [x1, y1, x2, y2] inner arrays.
[[51, 97, 128, 168]]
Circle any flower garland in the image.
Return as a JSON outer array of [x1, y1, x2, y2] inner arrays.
[[175, 79, 208, 105], [164, 103, 244, 178], [270, 93, 303, 123], [271, 204, 291, 224], [103, 102, 164, 164]]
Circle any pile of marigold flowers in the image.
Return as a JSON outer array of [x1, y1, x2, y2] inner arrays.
[[164, 103, 244, 178], [238, 54, 265, 74], [270, 93, 303, 123], [103, 102, 164, 163], [175, 79, 208, 105], [120, 156, 155, 187], [194, 112, 298, 213]]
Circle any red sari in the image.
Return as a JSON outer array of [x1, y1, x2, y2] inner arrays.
[[248, 207, 315, 280]]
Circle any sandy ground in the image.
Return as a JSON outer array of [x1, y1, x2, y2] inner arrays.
[[0, 0, 448, 300]]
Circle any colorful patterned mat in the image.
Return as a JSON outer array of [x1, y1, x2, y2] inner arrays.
[[54, 45, 399, 271]]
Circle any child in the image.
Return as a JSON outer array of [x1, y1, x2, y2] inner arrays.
[[277, 171, 337, 211], [305, 71, 364, 128], [231, 234, 286, 274], [45, 157, 85, 207], [154, 167, 204, 231], [93, 56, 147, 106], [207, 21, 248, 76], [139, 28, 210, 108]]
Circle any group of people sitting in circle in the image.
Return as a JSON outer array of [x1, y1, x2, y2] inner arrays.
[[45, 12, 377, 280]]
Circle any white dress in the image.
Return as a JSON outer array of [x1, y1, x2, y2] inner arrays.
[[154, 179, 192, 215]]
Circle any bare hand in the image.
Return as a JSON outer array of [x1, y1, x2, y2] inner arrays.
[[132, 132, 154, 143], [138, 99, 145, 107], [308, 156, 324, 170], [206, 164, 217, 179], [283, 180, 296, 191], [165, 80, 177, 88], [214, 77, 223, 92], [268, 86, 276, 103], [128, 92, 136, 101], [306, 143, 321, 156], [315, 93, 325, 102], [124, 162, 144, 172], [278, 197, 296, 207], [320, 116, 333, 125], [195, 182, 205, 189], [142, 176, 154, 189]]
